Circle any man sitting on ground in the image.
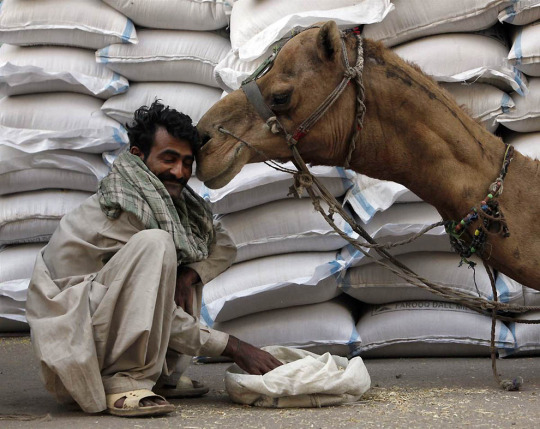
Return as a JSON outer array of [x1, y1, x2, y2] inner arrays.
[[26, 100, 282, 417]]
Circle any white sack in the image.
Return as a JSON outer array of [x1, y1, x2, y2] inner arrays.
[[213, 298, 362, 357], [201, 251, 343, 324], [502, 130, 540, 159], [101, 82, 222, 125], [0, 190, 91, 245], [0, 0, 137, 49], [218, 198, 349, 263], [499, 0, 540, 25], [341, 251, 523, 305], [340, 202, 449, 268], [356, 301, 515, 358], [192, 162, 354, 214], [0, 244, 43, 283], [225, 346, 370, 408], [508, 21, 540, 77], [363, 0, 507, 47], [441, 82, 514, 133], [214, 46, 272, 92], [96, 30, 231, 88], [393, 32, 527, 95], [0, 93, 129, 154], [0, 278, 29, 325], [498, 78, 540, 132], [230, 0, 393, 61], [500, 310, 540, 357], [523, 285, 540, 306], [0, 44, 128, 99], [102, 0, 232, 31], [0, 146, 109, 195], [344, 175, 421, 224]]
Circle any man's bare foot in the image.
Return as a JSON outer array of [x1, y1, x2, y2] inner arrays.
[[114, 395, 170, 408]]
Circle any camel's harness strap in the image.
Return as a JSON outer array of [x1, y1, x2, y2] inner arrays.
[[226, 26, 540, 389]]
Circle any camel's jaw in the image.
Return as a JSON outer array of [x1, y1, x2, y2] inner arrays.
[[195, 137, 252, 189]]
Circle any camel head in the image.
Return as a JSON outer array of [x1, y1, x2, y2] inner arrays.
[[196, 21, 358, 189]]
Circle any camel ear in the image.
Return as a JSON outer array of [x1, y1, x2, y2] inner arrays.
[[316, 21, 342, 62]]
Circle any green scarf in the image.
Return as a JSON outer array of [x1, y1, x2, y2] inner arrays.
[[97, 151, 215, 264]]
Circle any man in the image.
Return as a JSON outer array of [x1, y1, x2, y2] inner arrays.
[[26, 101, 282, 417]]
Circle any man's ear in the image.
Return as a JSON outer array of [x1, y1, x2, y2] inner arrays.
[[130, 146, 145, 160], [317, 20, 342, 62]]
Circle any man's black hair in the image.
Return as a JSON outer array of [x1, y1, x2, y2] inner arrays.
[[126, 100, 200, 158]]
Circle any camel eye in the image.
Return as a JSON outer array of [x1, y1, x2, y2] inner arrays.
[[271, 93, 290, 108]]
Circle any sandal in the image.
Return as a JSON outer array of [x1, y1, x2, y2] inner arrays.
[[106, 389, 175, 417], [154, 375, 210, 398]]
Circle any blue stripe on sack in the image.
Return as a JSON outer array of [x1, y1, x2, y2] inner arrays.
[[200, 299, 214, 327], [501, 93, 512, 114], [121, 19, 135, 43], [336, 166, 353, 191], [352, 192, 376, 218], [514, 28, 523, 66], [97, 46, 109, 64], [347, 326, 361, 356], [340, 270, 351, 292], [497, 322, 511, 349], [494, 275, 510, 303], [513, 68, 525, 96], [113, 127, 129, 146], [105, 72, 119, 92], [329, 259, 342, 274], [504, 5, 516, 23]]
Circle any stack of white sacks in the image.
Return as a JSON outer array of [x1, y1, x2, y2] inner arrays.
[[1, 0, 538, 359], [0, 0, 134, 331]]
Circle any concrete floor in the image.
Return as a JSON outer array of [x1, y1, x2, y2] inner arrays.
[[1, 336, 540, 429]]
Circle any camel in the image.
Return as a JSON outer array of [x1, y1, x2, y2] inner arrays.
[[196, 21, 540, 291]]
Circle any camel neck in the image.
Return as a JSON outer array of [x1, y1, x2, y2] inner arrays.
[[349, 50, 507, 221]]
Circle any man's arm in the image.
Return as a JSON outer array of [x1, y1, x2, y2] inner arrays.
[[185, 221, 236, 285]]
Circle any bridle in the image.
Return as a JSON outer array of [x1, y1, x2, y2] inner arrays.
[[240, 26, 366, 170]]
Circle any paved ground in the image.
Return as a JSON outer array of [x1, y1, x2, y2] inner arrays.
[[1, 335, 540, 428]]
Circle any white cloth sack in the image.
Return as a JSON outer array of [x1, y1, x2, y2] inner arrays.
[[363, 0, 507, 47], [0, 44, 128, 99], [0, 93, 129, 154], [509, 21, 540, 77], [0, 146, 109, 195], [499, 310, 540, 357], [101, 82, 222, 125], [340, 202, 449, 268], [230, 0, 393, 61], [102, 0, 232, 31], [213, 298, 362, 357], [201, 251, 343, 324], [441, 82, 514, 133], [502, 130, 540, 159], [356, 301, 515, 358], [498, 78, 540, 132], [343, 174, 421, 224], [0, 278, 29, 325], [0, 190, 92, 245], [192, 162, 354, 214], [96, 30, 231, 88], [218, 198, 349, 263], [342, 251, 523, 305], [0, 0, 137, 49], [393, 32, 527, 95], [523, 284, 540, 306], [499, 0, 540, 25], [0, 244, 43, 283], [225, 346, 370, 408]]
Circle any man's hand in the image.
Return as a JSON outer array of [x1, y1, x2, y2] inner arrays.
[[175, 266, 200, 316], [222, 336, 283, 375]]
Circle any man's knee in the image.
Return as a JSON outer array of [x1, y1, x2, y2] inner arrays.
[[128, 230, 176, 261]]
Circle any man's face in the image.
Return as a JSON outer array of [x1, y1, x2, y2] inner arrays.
[[130, 127, 194, 199]]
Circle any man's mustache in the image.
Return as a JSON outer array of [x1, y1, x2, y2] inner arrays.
[[157, 173, 188, 187]]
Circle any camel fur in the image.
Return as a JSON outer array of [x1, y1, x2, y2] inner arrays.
[[196, 21, 540, 291]]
